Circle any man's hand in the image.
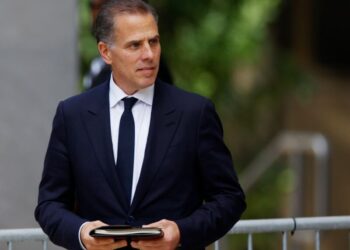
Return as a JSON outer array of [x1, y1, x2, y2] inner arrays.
[[80, 220, 128, 250], [130, 219, 180, 250]]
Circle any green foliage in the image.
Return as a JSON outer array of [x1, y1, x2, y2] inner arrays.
[[151, 0, 281, 97], [78, 0, 100, 81], [150, 0, 312, 165]]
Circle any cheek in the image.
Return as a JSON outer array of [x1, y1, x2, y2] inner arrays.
[[113, 56, 134, 71], [112, 50, 136, 64], [155, 45, 161, 56], [122, 54, 141, 70]]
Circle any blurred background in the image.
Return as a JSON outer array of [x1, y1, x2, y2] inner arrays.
[[0, 0, 349, 249]]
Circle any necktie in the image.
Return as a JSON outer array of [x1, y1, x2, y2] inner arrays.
[[116, 97, 138, 205]]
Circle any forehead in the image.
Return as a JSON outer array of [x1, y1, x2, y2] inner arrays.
[[113, 13, 159, 42]]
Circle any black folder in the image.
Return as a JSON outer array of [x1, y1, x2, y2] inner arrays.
[[90, 225, 164, 240]]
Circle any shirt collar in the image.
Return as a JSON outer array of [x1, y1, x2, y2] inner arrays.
[[109, 74, 154, 108]]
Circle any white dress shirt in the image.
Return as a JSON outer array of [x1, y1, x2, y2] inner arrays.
[[79, 78, 154, 250], [109, 77, 154, 203]]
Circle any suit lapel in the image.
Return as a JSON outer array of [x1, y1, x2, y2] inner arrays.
[[131, 82, 182, 211], [82, 83, 129, 210]]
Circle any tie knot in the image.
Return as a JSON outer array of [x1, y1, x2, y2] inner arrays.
[[123, 97, 138, 111]]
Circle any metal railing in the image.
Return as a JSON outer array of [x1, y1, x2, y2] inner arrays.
[[1, 216, 349, 250], [0, 228, 48, 250], [239, 131, 330, 216], [216, 216, 350, 250]]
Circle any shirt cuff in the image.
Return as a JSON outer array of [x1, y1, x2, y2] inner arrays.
[[78, 222, 89, 250]]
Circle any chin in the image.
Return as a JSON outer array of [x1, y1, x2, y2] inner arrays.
[[139, 78, 156, 87]]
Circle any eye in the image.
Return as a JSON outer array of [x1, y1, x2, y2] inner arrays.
[[129, 42, 141, 49], [149, 37, 159, 46]]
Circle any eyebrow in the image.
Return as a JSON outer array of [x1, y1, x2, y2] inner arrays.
[[149, 35, 160, 41], [125, 34, 160, 47]]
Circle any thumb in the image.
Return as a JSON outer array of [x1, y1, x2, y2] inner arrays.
[[142, 219, 168, 228]]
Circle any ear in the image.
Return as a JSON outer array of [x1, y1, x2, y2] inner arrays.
[[97, 41, 112, 65]]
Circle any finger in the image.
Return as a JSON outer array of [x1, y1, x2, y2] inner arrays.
[[91, 220, 109, 228], [88, 239, 127, 249], [91, 237, 115, 246], [81, 220, 115, 248], [131, 240, 156, 249], [110, 239, 128, 249], [143, 219, 167, 228]]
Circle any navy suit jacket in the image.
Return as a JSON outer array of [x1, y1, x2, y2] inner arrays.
[[35, 80, 246, 250]]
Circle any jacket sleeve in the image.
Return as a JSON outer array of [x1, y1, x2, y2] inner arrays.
[[175, 100, 246, 248], [34, 101, 86, 250]]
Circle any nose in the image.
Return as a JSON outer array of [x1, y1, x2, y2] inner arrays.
[[141, 43, 154, 60]]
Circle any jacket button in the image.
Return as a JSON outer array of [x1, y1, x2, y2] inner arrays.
[[126, 215, 135, 224]]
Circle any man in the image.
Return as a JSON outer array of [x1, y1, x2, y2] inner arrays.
[[35, 0, 246, 249], [83, 0, 173, 90]]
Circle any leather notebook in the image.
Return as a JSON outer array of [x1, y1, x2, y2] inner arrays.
[[89, 225, 164, 240]]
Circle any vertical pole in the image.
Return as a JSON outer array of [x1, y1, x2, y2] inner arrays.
[[248, 234, 253, 250], [215, 237, 229, 250], [288, 154, 304, 217], [214, 240, 220, 250], [7, 241, 13, 250], [42, 239, 48, 250], [282, 232, 288, 250], [315, 231, 320, 250], [314, 153, 329, 216]]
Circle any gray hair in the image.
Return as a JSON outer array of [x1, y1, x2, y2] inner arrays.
[[93, 0, 158, 45]]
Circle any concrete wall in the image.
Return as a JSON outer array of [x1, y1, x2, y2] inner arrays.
[[0, 0, 77, 248]]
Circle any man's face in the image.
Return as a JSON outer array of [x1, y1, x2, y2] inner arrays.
[[99, 13, 161, 95]]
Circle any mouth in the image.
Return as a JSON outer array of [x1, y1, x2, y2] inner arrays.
[[137, 66, 157, 77], [137, 66, 155, 71]]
